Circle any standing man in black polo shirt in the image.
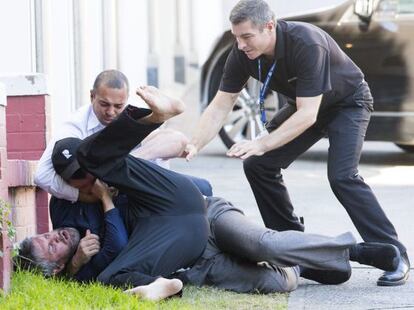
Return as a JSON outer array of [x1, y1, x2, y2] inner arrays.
[[185, 0, 409, 286]]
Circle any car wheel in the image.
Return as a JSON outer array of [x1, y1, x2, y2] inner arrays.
[[218, 79, 282, 149], [395, 143, 414, 153]]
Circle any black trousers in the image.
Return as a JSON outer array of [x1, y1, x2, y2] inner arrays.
[[181, 197, 355, 294], [76, 106, 209, 287], [243, 89, 406, 255]]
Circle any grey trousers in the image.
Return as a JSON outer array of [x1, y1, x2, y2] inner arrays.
[[180, 197, 356, 293]]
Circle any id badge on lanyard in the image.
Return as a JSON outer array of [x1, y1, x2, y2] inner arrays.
[[258, 59, 277, 124]]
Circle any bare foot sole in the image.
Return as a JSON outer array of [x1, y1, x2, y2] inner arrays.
[[124, 277, 183, 301], [136, 86, 184, 122]]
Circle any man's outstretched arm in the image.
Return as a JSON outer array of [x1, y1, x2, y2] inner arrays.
[[185, 90, 239, 160]]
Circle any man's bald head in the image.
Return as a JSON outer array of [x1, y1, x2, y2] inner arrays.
[[92, 70, 129, 94]]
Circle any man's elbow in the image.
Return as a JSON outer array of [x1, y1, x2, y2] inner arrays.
[[300, 109, 318, 128], [111, 239, 128, 255], [33, 171, 47, 190], [33, 173, 41, 187], [297, 95, 322, 127]]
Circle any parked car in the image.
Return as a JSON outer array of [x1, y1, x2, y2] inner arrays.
[[200, 0, 414, 152]]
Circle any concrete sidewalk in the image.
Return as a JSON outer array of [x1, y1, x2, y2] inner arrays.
[[289, 267, 414, 310]]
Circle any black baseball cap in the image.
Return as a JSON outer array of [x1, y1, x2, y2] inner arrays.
[[52, 137, 82, 181]]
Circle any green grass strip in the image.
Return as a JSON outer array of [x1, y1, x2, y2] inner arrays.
[[0, 271, 287, 309]]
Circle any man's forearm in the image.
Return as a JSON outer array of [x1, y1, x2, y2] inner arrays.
[[260, 96, 321, 152], [190, 91, 239, 151], [260, 109, 314, 151], [101, 195, 115, 213]]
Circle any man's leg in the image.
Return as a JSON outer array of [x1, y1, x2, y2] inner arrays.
[[243, 126, 324, 231], [208, 197, 400, 284], [326, 105, 409, 285], [326, 106, 407, 254], [129, 105, 213, 196], [132, 128, 188, 162], [208, 197, 354, 273], [202, 253, 299, 293], [97, 213, 208, 288]]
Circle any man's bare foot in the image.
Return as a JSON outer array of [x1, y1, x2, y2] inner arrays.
[[124, 277, 183, 301], [136, 86, 185, 123]]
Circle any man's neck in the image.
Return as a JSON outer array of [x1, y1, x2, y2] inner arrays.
[[263, 31, 276, 60]]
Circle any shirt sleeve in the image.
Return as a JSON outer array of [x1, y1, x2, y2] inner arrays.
[[295, 44, 332, 97], [34, 138, 79, 202], [219, 44, 250, 93], [74, 208, 128, 282], [34, 117, 87, 202]]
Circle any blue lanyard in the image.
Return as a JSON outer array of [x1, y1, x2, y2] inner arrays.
[[258, 59, 277, 124]]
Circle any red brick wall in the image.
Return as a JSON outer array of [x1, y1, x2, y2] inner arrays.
[[0, 77, 49, 293], [6, 96, 46, 160], [6, 95, 49, 234]]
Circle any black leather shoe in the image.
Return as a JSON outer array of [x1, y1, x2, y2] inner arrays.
[[377, 254, 410, 286], [350, 242, 400, 271], [300, 266, 351, 284]]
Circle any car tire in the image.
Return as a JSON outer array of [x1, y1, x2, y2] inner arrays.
[[395, 143, 414, 153], [207, 51, 285, 149]]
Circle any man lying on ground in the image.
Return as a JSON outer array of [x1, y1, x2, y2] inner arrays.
[[17, 87, 401, 299]]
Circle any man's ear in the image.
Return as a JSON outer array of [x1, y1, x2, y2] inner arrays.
[[52, 263, 65, 275], [265, 20, 275, 32], [90, 89, 95, 102]]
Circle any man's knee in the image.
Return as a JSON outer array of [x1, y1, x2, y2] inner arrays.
[[243, 156, 287, 177], [190, 176, 213, 197], [328, 171, 362, 191], [243, 156, 264, 177], [259, 266, 299, 293], [161, 129, 189, 149]]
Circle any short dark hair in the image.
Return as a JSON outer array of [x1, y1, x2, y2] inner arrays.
[[230, 0, 275, 29], [92, 70, 129, 94], [15, 238, 60, 277]]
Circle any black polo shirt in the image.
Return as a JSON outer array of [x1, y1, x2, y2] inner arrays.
[[220, 20, 370, 121]]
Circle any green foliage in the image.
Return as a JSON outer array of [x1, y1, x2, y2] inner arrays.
[[0, 199, 17, 258], [0, 271, 288, 309]]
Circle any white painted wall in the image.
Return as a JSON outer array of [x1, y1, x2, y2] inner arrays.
[[117, 0, 148, 106], [156, 0, 179, 90], [0, 0, 34, 73], [47, 0, 76, 130], [0, 0, 349, 132], [193, 0, 224, 66]]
